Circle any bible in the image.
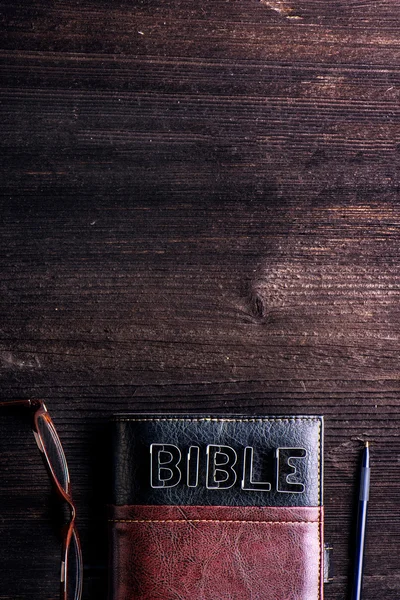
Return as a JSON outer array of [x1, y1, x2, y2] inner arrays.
[[109, 414, 324, 600]]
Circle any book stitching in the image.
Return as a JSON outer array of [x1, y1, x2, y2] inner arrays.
[[109, 519, 320, 525], [114, 417, 321, 422]]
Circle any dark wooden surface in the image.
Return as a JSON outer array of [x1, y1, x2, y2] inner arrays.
[[1, 1, 400, 598]]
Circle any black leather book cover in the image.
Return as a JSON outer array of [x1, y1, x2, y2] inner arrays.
[[111, 414, 323, 507]]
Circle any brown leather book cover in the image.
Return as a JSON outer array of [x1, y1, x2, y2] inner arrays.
[[109, 415, 324, 600]]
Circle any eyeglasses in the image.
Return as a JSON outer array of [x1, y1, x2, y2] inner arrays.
[[0, 399, 83, 600]]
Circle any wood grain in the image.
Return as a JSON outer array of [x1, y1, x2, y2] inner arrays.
[[1, 0, 400, 598]]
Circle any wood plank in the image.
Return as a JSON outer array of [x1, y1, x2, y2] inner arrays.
[[1, 0, 400, 598]]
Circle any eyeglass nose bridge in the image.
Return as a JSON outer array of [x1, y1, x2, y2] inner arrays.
[[59, 493, 77, 526]]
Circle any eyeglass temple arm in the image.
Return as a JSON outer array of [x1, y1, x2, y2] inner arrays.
[[0, 400, 35, 409]]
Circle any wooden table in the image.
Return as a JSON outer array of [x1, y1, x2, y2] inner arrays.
[[1, 1, 400, 598]]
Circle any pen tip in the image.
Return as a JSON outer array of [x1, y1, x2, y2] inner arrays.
[[365, 440, 369, 448]]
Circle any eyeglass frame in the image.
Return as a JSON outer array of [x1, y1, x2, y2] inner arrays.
[[0, 399, 83, 600]]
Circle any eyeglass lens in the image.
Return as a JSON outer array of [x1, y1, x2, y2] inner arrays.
[[66, 529, 83, 600], [36, 413, 70, 493]]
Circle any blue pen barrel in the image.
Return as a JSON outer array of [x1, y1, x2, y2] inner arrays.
[[351, 443, 370, 600], [359, 466, 370, 502]]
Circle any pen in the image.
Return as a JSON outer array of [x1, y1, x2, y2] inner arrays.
[[351, 441, 370, 600]]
